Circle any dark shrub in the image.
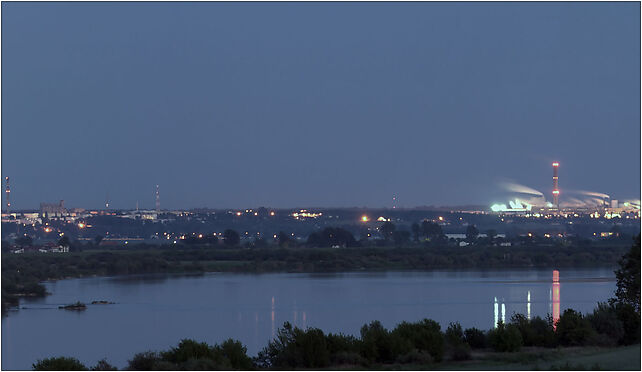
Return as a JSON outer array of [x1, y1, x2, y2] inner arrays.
[[161, 339, 214, 364], [464, 327, 487, 349], [33, 357, 87, 371], [331, 351, 367, 366], [449, 343, 472, 361], [444, 322, 465, 344], [445, 322, 470, 360], [360, 320, 397, 363], [256, 322, 330, 368], [256, 323, 295, 368], [586, 303, 624, 346], [510, 314, 556, 347], [555, 309, 596, 346], [127, 351, 161, 370], [217, 339, 253, 370], [487, 322, 523, 352], [395, 349, 434, 365], [294, 328, 331, 368], [391, 319, 444, 362], [91, 359, 117, 371], [180, 358, 221, 370], [326, 332, 360, 357], [614, 303, 641, 345]]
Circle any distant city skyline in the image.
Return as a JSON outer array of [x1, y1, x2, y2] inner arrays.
[[2, 2, 640, 209]]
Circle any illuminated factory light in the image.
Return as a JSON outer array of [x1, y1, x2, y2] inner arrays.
[[491, 204, 508, 212], [552, 162, 559, 167], [44, 227, 52, 233], [77, 222, 86, 229], [361, 215, 369, 222], [438, 216, 444, 221], [236, 212, 242, 216]]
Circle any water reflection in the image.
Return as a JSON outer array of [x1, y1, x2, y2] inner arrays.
[[527, 291, 531, 320], [271, 296, 275, 338], [494, 297, 498, 328], [552, 281, 560, 328], [493, 271, 561, 328], [493, 297, 506, 327]]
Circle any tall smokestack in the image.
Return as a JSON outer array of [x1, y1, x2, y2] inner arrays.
[[5, 176, 10, 215], [155, 185, 160, 212], [552, 162, 560, 209]]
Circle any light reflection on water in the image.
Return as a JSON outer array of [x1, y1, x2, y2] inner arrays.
[[2, 269, 615, 370], [493, 271, 562, 328]]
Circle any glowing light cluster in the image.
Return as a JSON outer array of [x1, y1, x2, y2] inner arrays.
[[491, 199, 533, 212], [292, 210, 322, 219]]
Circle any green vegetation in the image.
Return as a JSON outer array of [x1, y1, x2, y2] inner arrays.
[[30, 317, 640, 370], [33, 356, 91, 370]]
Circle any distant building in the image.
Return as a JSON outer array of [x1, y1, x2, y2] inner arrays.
[[40, 200, 67, 217]]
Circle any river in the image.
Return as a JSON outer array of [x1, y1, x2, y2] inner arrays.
[[1, 268, 616, 370]]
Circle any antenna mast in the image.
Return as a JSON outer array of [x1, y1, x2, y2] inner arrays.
[[155, 185, 160, 212]]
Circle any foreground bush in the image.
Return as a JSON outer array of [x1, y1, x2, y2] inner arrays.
[[256, 322, 330, 369], [390, 319, 444, 362], [464, 327, 487, 349], [359, 320, 396, 363], [487, 321, 523, 352], [555, 309, 596, 346], [444, 322, 471, 361], [127, 339, 253, 370], [586, 302, 625, 346], [33, 357, 87, 370], [510, 314, 556, 347]]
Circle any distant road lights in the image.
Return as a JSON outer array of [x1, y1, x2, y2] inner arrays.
[[78, 222, 86, 229], [270, 211, 275, 216]]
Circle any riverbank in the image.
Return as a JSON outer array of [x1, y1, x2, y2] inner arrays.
[[434, 345, 641, 370], [2, 244, 628, 311]]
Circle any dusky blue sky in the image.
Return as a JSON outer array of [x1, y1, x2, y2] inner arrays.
[[1, 2, 640, 210]]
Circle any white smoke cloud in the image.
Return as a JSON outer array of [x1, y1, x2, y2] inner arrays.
[[501, 182, 545, 197], [572, 190, 610, 199]]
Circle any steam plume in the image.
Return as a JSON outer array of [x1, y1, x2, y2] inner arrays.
[[502, 182, 545, 197]]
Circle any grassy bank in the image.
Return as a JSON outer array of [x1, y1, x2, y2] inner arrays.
[[437, 345, 641, 370]]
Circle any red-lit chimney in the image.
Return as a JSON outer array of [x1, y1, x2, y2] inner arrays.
[[552, 162, 559, 209]]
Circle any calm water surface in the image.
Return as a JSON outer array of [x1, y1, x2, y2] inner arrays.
[[2, 268, 615, 370]]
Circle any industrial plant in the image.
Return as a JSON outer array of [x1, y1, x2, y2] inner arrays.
[[490, 162, 640, 218]]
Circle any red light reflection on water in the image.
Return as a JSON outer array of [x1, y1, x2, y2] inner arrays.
[[552, 270, 560, 329]]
